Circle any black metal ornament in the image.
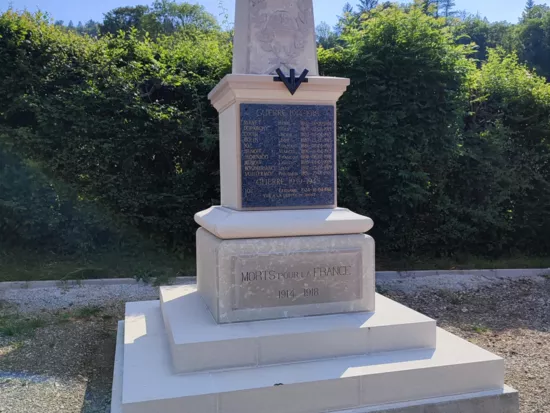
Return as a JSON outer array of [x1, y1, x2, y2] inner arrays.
[[274, 68, 309, 95]]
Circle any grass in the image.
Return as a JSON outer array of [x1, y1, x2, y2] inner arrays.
[[0, 247, 195, 283], [74, 306, 102, 318], [471, 324, 491, 334], [53, 306, 104, 324], [0, 305, 112, 337], [0, 315, 46, 337]]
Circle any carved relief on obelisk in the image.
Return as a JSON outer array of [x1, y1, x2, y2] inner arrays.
[[233, 0, 319, 76]]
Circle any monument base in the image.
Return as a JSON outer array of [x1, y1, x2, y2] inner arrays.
[[110, 286, 518, 413], [196, 228, 376, 324]]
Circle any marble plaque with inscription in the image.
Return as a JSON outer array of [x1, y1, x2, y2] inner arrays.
[[240, 103, 335, 209], [233, 250, 362, 310]]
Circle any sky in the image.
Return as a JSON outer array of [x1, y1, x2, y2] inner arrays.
[[1, 0, 533, 27]]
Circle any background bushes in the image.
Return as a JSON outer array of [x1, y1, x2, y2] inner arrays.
[[1, 2, 550, 261], [0, 10, 231, 249]]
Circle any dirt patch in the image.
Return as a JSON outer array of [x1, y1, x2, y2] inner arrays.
[[0, 303, 123, 413]]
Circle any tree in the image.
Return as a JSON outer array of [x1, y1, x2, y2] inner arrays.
[[414, 0, 439, 17], [517, 6, 550, 79], [84, 19, 100, 37], [100, 1, 218, 37], [336, 2, 359, 34], [453, 17, 515, 64], [357, 0, 378, 13], [439, 0, 456, 20], [316, 22, 339, 49], [67, 20, 74, 29], [101, 5, 149, 35], [148, 0, 219, 35], [523, 3, 550, 19], [525, 0, 536, 13], [342, 2, 354, 14]]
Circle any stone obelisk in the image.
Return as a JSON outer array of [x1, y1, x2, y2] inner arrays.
[[110, 1, 518, 412]]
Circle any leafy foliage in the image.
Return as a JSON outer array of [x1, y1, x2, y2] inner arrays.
[[467, 50, 550, 253], [319, 7, 475, 255], [453, 17, 515, 65], [101, 0, 219, 37], [0, 10, 231, 249], [517, 5, 550, 79], [0, 144, 120, 253], [1, 2, 550, 263]]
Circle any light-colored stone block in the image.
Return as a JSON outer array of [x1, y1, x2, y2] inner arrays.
[[195, 206, 374, 239], [233, 0, 318, 76], [114, 299, 516, 413], [160, 287, 436, 373], [209, 75, 350, 114], [197, 228, 375, 323], [333, 386, 519, 412], [219, 377, 361, 413], [110, 320, 124, 413]]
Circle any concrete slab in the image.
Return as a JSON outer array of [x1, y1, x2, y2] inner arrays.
[[110, 321, 124, 413], [332, 386, 519, 412], [160, 287, 436, 373], [195, 206, 373, 239], [118, 299, 512, 413]]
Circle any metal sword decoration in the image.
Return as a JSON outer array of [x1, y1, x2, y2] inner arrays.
[[274, 68, 309, 95]]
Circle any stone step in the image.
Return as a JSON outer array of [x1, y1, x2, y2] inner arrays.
[[118, 299, 509, 413], [159, 287, 436, 373]]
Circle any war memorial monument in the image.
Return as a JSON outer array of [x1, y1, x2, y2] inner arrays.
[[110, 0, 519, 411]]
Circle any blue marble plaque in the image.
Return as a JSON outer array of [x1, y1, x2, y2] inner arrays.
[[240, 103, 335, 208]]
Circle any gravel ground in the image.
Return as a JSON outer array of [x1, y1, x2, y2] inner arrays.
[[0, 275, 549, 413], [386, 276, 550, 413]]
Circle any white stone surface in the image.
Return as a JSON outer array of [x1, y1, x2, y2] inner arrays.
[[208, 74, 349, 114], [195, 206, 373, 239], [117, 299, 511, 413], [233, 0, 318, 76], [197, 228, 375, 323], [160, 287, 436, 373], [331, 386, 519, 412]]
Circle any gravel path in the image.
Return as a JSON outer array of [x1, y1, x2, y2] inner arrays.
[[1, 274, 549, 413], [0, 280, 197, 314]]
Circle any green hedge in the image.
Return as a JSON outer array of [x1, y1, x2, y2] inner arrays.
[[0, 11, 231, 249], [1, 8, 550, 258]]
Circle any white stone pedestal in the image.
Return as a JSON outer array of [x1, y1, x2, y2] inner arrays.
[[111, 285, 518, 413]]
